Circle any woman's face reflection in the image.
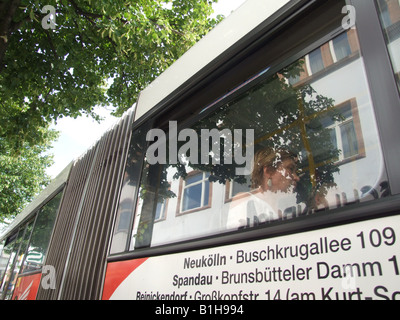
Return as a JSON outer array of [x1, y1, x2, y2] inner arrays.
[[265, 158, 300, 193]]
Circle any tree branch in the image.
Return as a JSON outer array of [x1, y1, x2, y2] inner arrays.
[[148, 17, 185, 37], [67, 0, 103, 20]]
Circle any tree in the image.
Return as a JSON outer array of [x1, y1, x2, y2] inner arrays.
[[0, 0, 220, 224], [0, 0, 221, 151], [0, 126, 58, 224]]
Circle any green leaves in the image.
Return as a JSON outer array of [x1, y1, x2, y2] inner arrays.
[[0, 0, 221, 221], [1, 0, 220, 133], [0, 128, 57, 223]]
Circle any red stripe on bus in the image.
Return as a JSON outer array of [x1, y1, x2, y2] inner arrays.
[[102, 258, 148, 300]]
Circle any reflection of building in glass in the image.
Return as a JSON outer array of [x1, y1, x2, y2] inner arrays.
[[179, 172, 211, 214], [131, 26, 388, 248]]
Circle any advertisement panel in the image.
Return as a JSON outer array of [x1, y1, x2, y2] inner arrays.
[[12, 273, 41, 300], [104, 215, 400, 300]]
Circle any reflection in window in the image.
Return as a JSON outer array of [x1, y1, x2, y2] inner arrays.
[[116, 202, 132, 232], [376, 0, 400, 89], [22, 192, 62, 273], [0, 233, 18, 299], [0, 241, 6, 285], [340, 121, 358, 159], [155, 201, 167, 221], [292, 31, 357, 85], [6, 221, 34, 299], [110, 124, 150, 255], [308, 48, 324, 74], [332, 32, 352, 61], [181, 172, 210, 213], [227, 176, 252, 200], [129, 27, 387, 249], [314, 100, 364, 162], [0, 220, 34, 300]]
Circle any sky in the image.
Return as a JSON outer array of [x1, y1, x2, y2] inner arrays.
[[47, 0, 247, 178]]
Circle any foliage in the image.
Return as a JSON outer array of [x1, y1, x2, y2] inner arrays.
[[0, 0, 221, 151], [0, 127, 58, 224], [0, 0, 220, 224]]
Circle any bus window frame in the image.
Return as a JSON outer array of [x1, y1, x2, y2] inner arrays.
[[351, 0, 400, 194], [107, 0, 400, 261]]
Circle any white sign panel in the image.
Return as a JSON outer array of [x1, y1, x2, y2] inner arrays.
[[111, 215, 400, 300]]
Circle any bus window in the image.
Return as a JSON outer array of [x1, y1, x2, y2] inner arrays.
[[109, 123, 150, 255], [0, 233, 18, 299], [126, 7, 388, 250], [0, 220, 34, 300], [376, 0, 400, 90], [21, 192, 62, 273], [0, 240, 7, 286]]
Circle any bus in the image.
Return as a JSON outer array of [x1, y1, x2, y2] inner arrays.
[[1, 0, 400, 301]]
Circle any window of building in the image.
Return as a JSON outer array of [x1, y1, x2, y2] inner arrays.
[[332, 32, 352, 62], [180, 172, 211, 213], [292, 31, 357, 86], [225, 176, 252, 202], [154, 201, 167, 221], [316, 100, 364, 163], [308, 48, 325, 74]]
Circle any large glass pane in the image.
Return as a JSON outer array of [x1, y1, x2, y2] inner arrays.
[[0, 226, 31, 300], [0, 233, 17, 299], [0, 240, 9, 290], [22, 192, 62, 273], [376, 0, 400, 90], [1, 220, 35, 300], [128, 20, 387, 248], [109, 124, 150, 254]]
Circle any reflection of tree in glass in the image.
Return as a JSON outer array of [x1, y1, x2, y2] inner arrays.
[[192, 60, 341, 209], [134, 58, 343, 247]]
